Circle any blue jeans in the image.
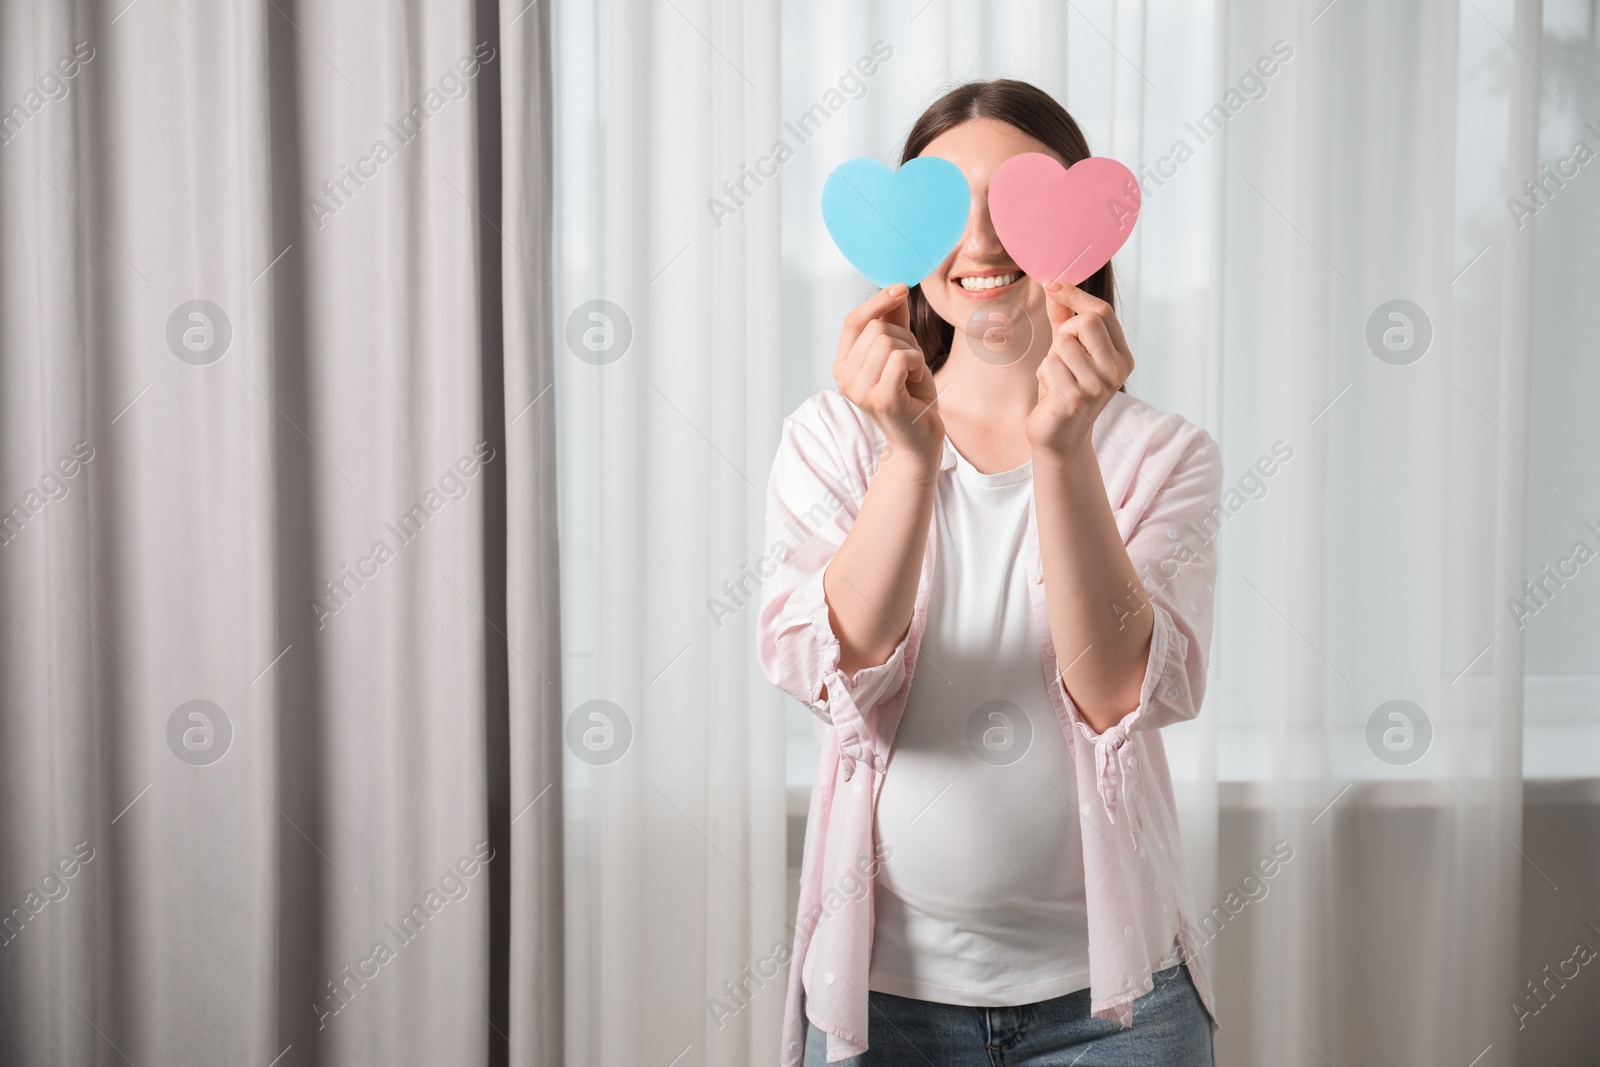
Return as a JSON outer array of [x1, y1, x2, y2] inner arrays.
[[802, 962, 1214, 1066]]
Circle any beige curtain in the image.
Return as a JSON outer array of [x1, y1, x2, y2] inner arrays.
[[0, 2, 562, 1066]]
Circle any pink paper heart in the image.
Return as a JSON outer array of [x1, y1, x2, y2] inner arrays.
[[988, 154, 1140, 286]]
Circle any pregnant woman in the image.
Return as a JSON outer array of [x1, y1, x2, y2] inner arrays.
[[757, 80, 1224, 1066]]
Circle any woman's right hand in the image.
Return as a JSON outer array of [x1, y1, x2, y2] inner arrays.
[[833, 284, 944, 466]]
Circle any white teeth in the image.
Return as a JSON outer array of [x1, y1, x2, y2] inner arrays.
[[958, 272, 1020, 290]]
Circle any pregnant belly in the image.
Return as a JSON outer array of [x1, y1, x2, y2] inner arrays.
[[873, 743, 1085, 916]]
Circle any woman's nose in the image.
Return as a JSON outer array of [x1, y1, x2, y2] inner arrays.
[[962, 195, 1007, 257]]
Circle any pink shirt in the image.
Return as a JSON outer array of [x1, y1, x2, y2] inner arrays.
[[757, 387, 1225, 1065]]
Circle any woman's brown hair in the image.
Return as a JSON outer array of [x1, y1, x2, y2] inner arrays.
[[900, 79, 1118, 377]]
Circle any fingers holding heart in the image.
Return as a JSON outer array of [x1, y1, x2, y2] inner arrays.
[[1036, 341, 1090, 417], [857, 330, 926, 397], [1053, 311, 1130, 392], [1027, 281, 1139, 454], [1043, 280, 1132, 360]]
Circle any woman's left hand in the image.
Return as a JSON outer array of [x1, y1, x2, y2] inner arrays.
[[1024, 280, 1135, 458]]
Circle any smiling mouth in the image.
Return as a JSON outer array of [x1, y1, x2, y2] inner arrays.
[[955, 271, 1023, 292]]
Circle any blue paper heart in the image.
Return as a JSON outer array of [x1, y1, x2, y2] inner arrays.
[[821, 157, 971, 288]]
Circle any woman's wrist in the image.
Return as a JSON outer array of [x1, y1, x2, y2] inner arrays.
[[876, 438, 943, 484], [1030, 436, 1098, 476], [883, 435, 940, 476]]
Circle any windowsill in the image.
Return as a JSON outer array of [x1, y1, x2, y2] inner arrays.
[[1216, 776, 1600, 810], [788, 778, 1600, 821]]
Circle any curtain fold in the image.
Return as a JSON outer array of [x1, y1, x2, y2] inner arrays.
[[553, 1, 787, 1065], [0, 3, 561, 1066]]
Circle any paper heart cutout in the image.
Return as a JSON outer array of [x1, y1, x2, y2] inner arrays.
[[821, 157, 971, 288], [988, 154, 1140, 286]]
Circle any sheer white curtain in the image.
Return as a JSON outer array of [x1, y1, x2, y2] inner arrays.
[[1525, 1, 1600, 774], [775, 1, 1585, 1065], [1205, 0, 1537, 1062], [553, 2, 788, 1066], [556, 0, 1594, 1062]]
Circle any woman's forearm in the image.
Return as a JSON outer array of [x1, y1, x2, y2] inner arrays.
[[822, 446, 941, 687], [1032, 444, 1154, 733]]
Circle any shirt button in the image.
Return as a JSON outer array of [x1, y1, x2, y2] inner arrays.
[[1128, 756, 1137, 769], [824, 972, 835, 985], [1124, 926, 1134, 938], [1166, 686, 1179, 699]]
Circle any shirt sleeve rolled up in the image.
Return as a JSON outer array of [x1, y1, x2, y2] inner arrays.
[[755, 400, 911, 732], [1056, 427, 1225, 825]]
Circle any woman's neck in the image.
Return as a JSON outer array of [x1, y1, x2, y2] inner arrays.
[[932, 330, 1048, 473], [933, 327, 1047, 428]]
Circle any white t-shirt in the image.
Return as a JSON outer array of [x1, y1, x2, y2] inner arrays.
[[867, 443, 1091, 1006]]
